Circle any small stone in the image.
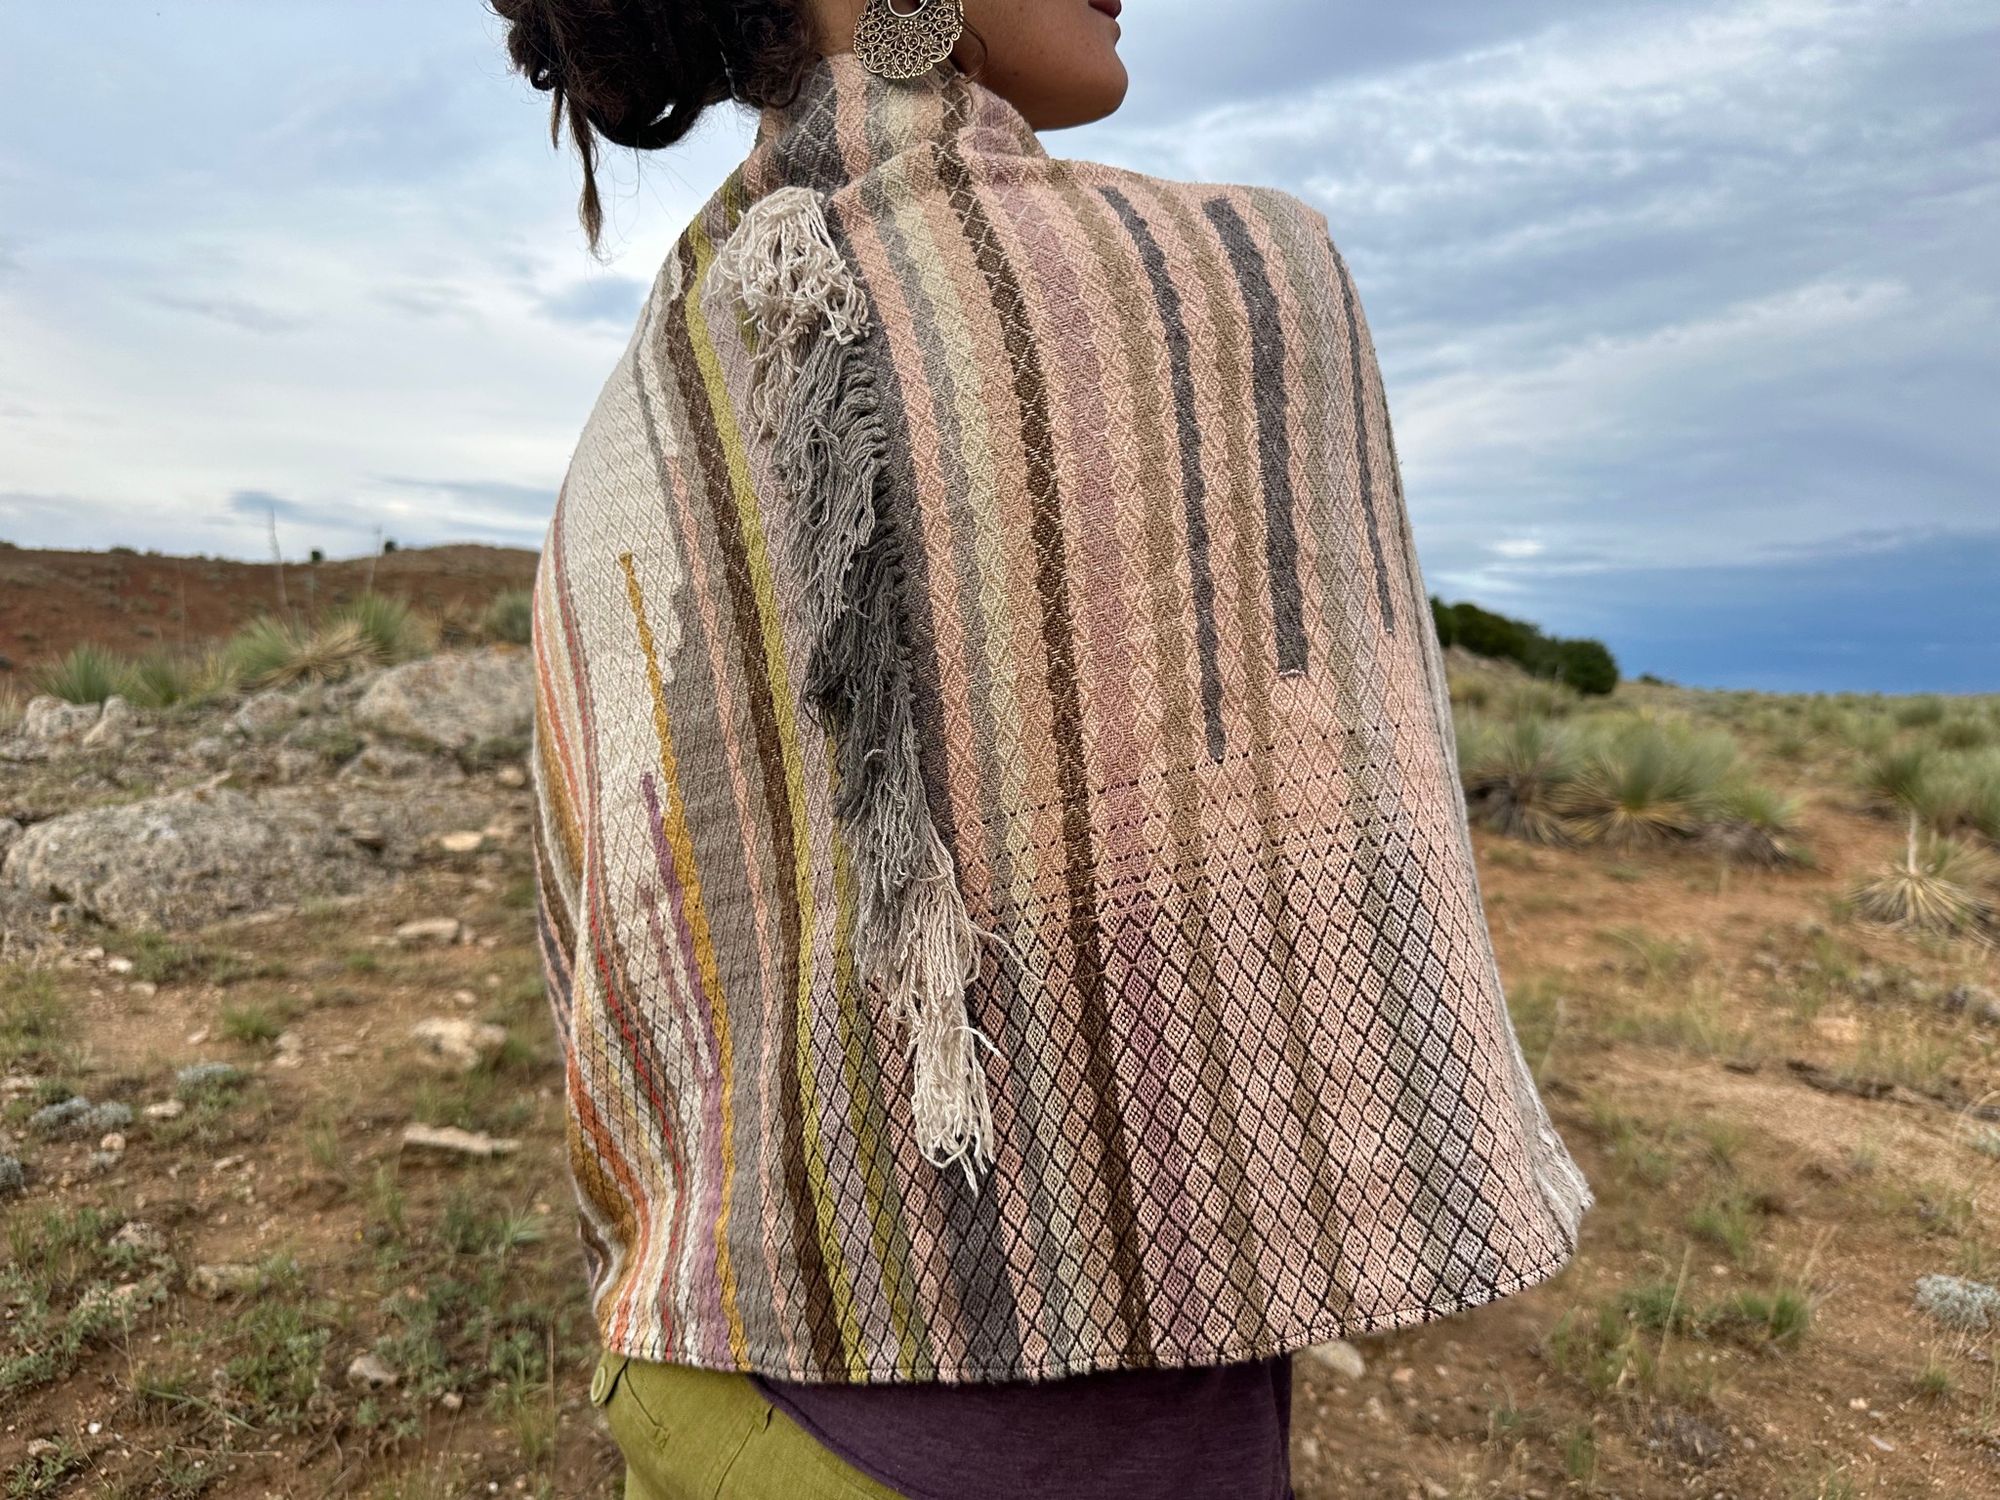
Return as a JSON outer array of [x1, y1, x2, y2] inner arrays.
[[1390, 1366, 1415, 1386], [440, 1391, 465, 1411], [347, 1352, 400, 1391], [24, 1439, 59, 1460], [496, 763, 527, 789], [193, 1263, 259, 1298], [99, 1132, 127, 1153], [143, 1099, 186, 1121], [129, 980, 158, 998], [401, 1123, 520, 1159], [1298, 1437, 1320, 1463], [1363, 1395, 1388, 1423], [105, 955, 135, 975], [110, 1221, 168, 1256], [410, 1017, 509, 1074], [438, 830, 486, 854], [1304, 1340, 1367, 1381], [395, 917, 463, 946]]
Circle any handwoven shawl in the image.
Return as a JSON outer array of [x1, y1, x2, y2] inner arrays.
[[528, 51, 1592, 1385]]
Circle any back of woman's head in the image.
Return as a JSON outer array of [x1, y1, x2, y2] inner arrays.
[[490, 0, 818, 252]]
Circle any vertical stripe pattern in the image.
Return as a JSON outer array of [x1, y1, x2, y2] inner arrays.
[[526, 53, 1591, 1383]]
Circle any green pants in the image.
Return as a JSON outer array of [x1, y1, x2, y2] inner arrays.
[[590, 1349, 905, 1500]]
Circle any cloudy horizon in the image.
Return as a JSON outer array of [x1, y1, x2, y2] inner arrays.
[[3, 0, 1995, 692]]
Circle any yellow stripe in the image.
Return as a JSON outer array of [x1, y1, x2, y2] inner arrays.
[[617, 550, 749, 1363], [823, 734, 927, 1377], [684, 212, 866, 1371]]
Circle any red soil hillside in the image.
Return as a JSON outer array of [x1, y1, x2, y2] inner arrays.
[[0, 542, 539, 673]]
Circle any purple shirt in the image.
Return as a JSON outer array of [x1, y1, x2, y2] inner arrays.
[[754, 1356, 1293, 1500]]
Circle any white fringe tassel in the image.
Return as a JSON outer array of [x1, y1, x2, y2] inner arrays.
[[711, 186, 1000, 1191]]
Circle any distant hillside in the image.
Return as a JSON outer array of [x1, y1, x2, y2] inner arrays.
[[0, 542, 538, 672]]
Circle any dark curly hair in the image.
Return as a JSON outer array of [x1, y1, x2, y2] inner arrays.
[[490, 0, 820, 253]]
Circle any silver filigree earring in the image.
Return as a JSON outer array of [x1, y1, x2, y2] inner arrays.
[[853, 0, 966, 81]]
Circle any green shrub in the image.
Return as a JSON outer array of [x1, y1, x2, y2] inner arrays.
[[1459, 711, 1582, 845], [480, 588, 535, 646], [324, 591, 432, 663], [1562, 716, 1739, 849], [29, 643, 134, 705]]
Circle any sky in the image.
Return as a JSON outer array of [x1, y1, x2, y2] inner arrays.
[[1, 0, 1995, 692]]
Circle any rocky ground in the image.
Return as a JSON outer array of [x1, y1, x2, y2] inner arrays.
[[4, 655, 2000, 1497]]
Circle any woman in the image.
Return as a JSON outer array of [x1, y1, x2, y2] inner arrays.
[[503, 2, 1593, 1496]]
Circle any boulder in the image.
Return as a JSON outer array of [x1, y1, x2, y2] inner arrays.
[[352, 647, 532, 754], [231, 688, 311, 738], [80, 695, 138, 750], [19, 704, 102, 752], [1, 785, 381, 929]]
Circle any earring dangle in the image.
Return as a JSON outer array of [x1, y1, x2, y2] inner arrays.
[[853, 0, 966, 80]]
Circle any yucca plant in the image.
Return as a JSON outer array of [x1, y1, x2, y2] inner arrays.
[[324, 591, 433, 663], [1936, 714, 1993, 752], [121, 648, 204, 709], [1501, 679, 1584, 721], [1948, 750, 2000, 842], [1702, 780, 1807, 867], [1457, 711, 1582, 845], [1851, 814, 1994, 934], [1859, 745, 1941, 820], [479, 588, 534, 646], [1562, 717, 1738, 849], [225, 615, 367, 689], [29, 642, 136, 705]]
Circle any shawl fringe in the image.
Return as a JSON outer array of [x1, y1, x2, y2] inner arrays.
[[710, 186, 999, 1190]]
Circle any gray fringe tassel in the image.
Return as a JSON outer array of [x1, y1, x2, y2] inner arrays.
[[710, 187, 999, 1190]]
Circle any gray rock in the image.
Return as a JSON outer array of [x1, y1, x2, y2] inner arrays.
[[1304, 1340, 1367, 1381], [80, 695, 138, 750], [109, 1220, 169, 1257], [396, 917, 463, 946], [0, 1154, 23, 1195], [232, 688, 310, 738], [18, 695, 102, 746], [352, 647, 531, 753], [1, 785, 382, 929], [336, 742, 452, 782], [411, 1017, 509, 1074], [401, 1123, 519, 1159], [347, 1351, 401, 1390], [1914, 1273, 2000, 1331], [192, 1262, 259, 1298]]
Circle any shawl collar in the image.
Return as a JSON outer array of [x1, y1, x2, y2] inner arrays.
[[745, 52, 1045, 198]]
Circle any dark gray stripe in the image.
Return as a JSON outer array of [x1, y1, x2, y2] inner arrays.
[[1098, 184, 1228, 765], [1332, 249, 1398, 635], [1203, 198, 1308, 677], [824, 188, 1021, 1378]]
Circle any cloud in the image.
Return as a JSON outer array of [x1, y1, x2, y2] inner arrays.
[[149, 291, 308, 335], [535, 275, 650, 328], [0, 0, 1992, 690]]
